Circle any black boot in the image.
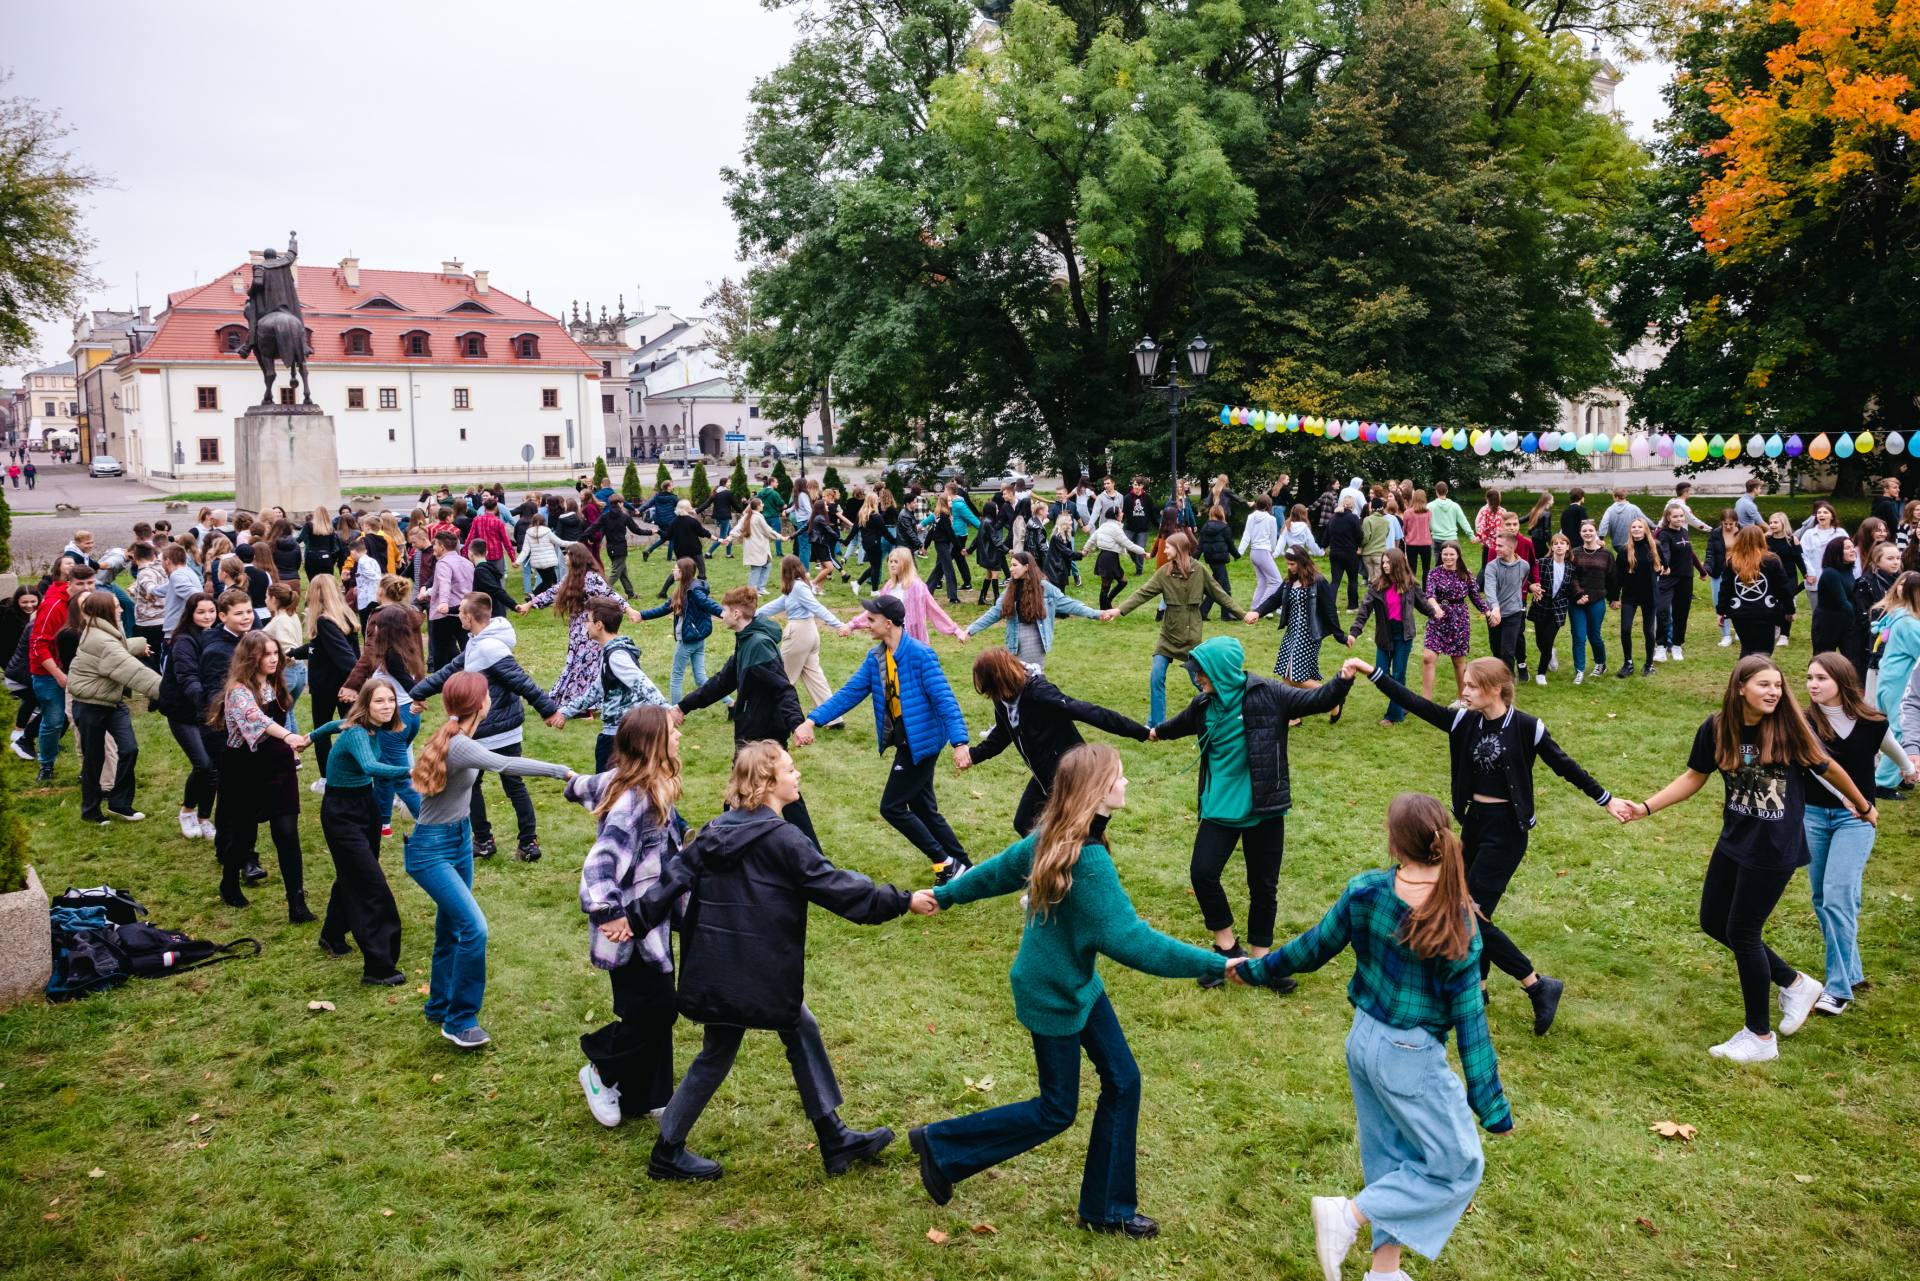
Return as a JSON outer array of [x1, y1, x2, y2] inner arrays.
[[908, 1126, 953, 1205], [287, 893, 316, 924], [219, 868, 249, 909], [1079, 1213, 1160, 1239], [241, 859, 269, 885], [814, 1111, 895, 1176], [1526, 975, 1565, 1035], [647, 1138, 723, 1182]]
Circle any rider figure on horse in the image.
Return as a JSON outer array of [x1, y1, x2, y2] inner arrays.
[[240, 232, 312, 404]]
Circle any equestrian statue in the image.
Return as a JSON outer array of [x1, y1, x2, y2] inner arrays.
[[237, 231, 312, 406]]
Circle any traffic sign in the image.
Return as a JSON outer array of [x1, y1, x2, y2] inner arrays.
[[520, 444, 535, 462], [725, 432, 747, 442]]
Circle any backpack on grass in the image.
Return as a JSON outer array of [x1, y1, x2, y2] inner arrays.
[[48, 899, 260, 1002]]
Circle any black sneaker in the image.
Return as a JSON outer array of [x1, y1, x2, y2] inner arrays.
[[516, 838, 542, 863], [1615, 662, 1634, 679], [241, 861, 269, 885], [1079, 1213, 1159, 1239], [1527, 975, 1565, 1035], [933, 856, 971, 886], [907, 1126, 953, 1205], [1642, 661, 1656, 677], [34, 765, 52, 784], [1199, 943, 1245, 990], [362, 970, 408, 986], [474, 835, 497, 858]]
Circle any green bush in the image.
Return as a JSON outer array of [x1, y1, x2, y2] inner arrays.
[[821, 464, 845, 496], [690, 462, 712, 509], [770, 458, 792, 501], [621, 460, 642, 504], [729, 456, 750, 501], [882, 469, 906, 505], [0, 487, 11, 573], [655, 462, 671, 493], [592, 456, 610, 488], [0, 688, 23, 891]]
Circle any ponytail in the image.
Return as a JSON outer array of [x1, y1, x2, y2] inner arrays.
[[1386, 792, 1474, 962], [411, 671, 489, 796]]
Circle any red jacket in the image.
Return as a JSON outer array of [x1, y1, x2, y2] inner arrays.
[[28, 580, 70, 677], [467, 511, 513, 562]]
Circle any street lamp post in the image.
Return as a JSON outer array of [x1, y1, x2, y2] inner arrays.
[[1133, 335, 1214, 499]]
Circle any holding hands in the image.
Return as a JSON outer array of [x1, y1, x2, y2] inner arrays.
[[909, 889, 940, 915], [792, 720, 817, 746], [544, 711, 568, 730], [1098, 609, 1119, 622], [1604, 796, 1640, 823], [1339, 656, 1375, 680], [1241, 611, 1259, 625], [515, 603, 532, 615], [1225, 956, 1253, 985], [953, 744, 972, 770]]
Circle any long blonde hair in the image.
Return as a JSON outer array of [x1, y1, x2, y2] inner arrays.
[[304, 572, 359, 638], [724, 739, 787, 811], [1027, 744, 1121, 921], [883, 546, 918, 589]]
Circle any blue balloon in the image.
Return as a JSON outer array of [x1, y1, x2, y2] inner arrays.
[[1451, 432, 1468, 451], [1420, 427, 1434, 447], [1521, 432, 1538, 453], [1220, 405, 1232, 426], [1559, 432, 1578, 452], [1764, 433, 1783, 458]]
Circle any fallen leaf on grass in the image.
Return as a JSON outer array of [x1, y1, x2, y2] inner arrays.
[[307, 1000, 335, 1012], [191, 1234, 205, 1243], [1636, 1217, 1659, 1236], [1648, 1121, 1697, 1141], [970, 1222, 997, 1235], [186, 1113, 200, 1124], [1556, 869, 1569, 877], [87, 1168, 104, 1179], [43, 1212, 59, 1221], [1792, 1173, 1813, 1184], [926, 1022, 936, 1034], [430, 1074, 445, 1084], [925, 1229, 949, 1244], [381, 1209, 394, 1218], [417, 984, 430, 995], [963, 1075, 995, 1093]]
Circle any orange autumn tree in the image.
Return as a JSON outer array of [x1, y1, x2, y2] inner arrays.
[[1694, 0, 1920, 259]]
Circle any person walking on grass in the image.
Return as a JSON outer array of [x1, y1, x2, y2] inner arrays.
[[1239, 494, 1282, 607], [547, 598, 669, 773], [1800, 653, 1916, 1016], [1654, 502, 1707, 663], [961, 549, 1105, 668], [1868, 572, 1920, 795], [1418, 542, 1489, 701], [906, 743, 1229, 1240], [961, 647, 1149, 836], [1088, 512, 1148, 611], [843, 546, 964, 646], [1231, 791, 1510, 1281], [308, 680, 417, 986], [1347, 548, 1442, 725], [1619, 655, 1873, 1062], [407, 671, 573, 1050], [795, 593, 973, 882], [519, 543, 643, 709], [1718, 524, 1794, 658], [633, 741, 906, 1182], [754, 555, 846, 727], [210, 631, 312, 917], [67, 591, 161, 825], [1113, 530, 1250, 727], [1149, 635, 1354, 989], [638, 556, 723, 702], [1250, 546, 1349, 714], [1346, 654, 1635, 1033], [1568, 520, 1616, 681], [1611, 517, 1662, 678], [725, 497, 781, 593], [571, 705, 686, 1130]]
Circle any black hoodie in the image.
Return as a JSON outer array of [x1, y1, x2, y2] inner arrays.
[[633, 807, 909, 1029]]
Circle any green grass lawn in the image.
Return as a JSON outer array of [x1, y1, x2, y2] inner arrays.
[[3, 542, 1918, 1280]]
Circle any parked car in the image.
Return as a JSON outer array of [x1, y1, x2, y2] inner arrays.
[[760, 439, 821, 460], [88, 454, 124, 478], [657, 442, 715, 467]]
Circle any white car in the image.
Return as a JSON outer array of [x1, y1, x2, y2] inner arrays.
[[657, 442, 715, 467], [88, 455, 124, 478]]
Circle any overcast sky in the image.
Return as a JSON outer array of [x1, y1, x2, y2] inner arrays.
[[2, 0, 1672, 385]]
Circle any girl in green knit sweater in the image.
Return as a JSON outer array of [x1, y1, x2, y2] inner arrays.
[[905, 743, 1226, 1239]]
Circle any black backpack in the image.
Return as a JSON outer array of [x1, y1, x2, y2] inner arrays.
[[51, 885, 148, 925], [112, 923, 260, 978], [47, 893, 260, 1002]]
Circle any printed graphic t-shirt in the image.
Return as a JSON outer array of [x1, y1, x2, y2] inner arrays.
[[1687, 716, 1826, 870]]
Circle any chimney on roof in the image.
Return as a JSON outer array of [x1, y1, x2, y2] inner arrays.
[[442, 259, 466, 277], [339, 257, 360, 288], [472, 270, 489, 295], [138, 305, 150, 324], [232, 271, 247, 295]]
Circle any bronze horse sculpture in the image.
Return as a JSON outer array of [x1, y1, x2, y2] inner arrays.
[[239, 233, 313, 406]]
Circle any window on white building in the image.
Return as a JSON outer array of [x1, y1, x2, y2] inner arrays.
[[602, 394, 614, 414], [196, 387, 219, 412], [543, 434, 561, 459], [453, 388, 470, 410], [347, 388, 366, 410], [540, 388, 559, 409], [378, 388, 398, 410], [198, 438, 220, 463]]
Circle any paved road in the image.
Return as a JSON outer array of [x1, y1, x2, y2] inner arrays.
[[5, 464, 168, 572]]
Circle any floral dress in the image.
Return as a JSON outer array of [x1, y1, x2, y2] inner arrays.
[[525, 571, 626, 706], [1422, 565, 1489, 658]]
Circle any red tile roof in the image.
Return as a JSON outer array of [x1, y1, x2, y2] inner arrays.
[[134, 264, 598, 370]]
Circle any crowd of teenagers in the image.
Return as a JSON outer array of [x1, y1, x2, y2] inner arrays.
[[6, 464, 1920, 1281]]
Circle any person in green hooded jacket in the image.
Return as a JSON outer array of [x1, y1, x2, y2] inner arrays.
[[1149, 634, 1352, 987], [1110, 529, 1252, 726]]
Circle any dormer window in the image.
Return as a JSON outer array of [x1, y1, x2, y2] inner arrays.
[[341, 327, 373, 356], [457, 331, 487, 358], [513, 333, 540, 359], [447, 299, 495, 314], [352, 295, 406, 311], [215, 324, 247, 354], [401, 329, 432, 358]]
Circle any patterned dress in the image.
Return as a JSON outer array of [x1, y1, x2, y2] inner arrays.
[[1422, 566, 1489, 657], [526, 571, 627, 707], [1275, 582, 1324, 682]]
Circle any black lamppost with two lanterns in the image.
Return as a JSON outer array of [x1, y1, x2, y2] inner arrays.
[[1132, 334, 1213, 496]]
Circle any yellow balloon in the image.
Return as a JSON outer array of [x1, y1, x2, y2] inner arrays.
[[1809, 433, 1831, 460], [1610, 433, 1629, 455], [1687, 433, 1710, 462], [1855, 430, 1875, 454]]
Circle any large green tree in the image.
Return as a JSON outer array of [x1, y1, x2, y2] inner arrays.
[[0, 72, 100, 368]]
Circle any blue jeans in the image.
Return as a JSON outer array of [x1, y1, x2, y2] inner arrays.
[[404, 819, 488, 1033], [1567, 599, 1608, 673], [923, 993, 1140, 1225], [521, 558, 535, 597], [1148, 653, 1172, 727], [1373, 638, 1414, 722], [281, 661, 308, 732], [1346, 1009, 1484, 1261], [707, 517, 733, 557], [797, 536, 812, 570], [1805, 805, 1875, 1001], [747, 562, 771, 592], [373, 706, 423, 823], [1710, 577, 1731, 639], [31, 674, 66, 768], [670, 638, 708, 702]]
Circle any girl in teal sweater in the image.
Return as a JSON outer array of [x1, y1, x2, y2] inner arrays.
[[905, 743, 1225, 1239]]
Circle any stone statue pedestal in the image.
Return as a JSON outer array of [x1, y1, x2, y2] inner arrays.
[[235, 404, 339, 517]]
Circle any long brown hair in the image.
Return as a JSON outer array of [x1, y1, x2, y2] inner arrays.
[[1372, 546, 1414, 594], [413, 670, 489, 795], [552, 543, 598, 618], [669, 556, 699, 616], [208, 630, 290, 729], [1388, 792, 1475, 962], [1027, 743, 1120, 921], [1803, 652, 1883, 741], [1712, 655, 1826, 771], [778, 554, 806, 594], [971, 646, 1030, 701], [1163, 529, 1197, 578], [363, 604, 426, 683], [1284, 545, 1320, 586], [341, 678, 403, 733], [1728, 524, 1770, 583], [1002, 551, 1046, 622], [595, 706, 682, 822]]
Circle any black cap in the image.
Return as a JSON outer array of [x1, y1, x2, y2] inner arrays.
[[861, 595, 906, 626]]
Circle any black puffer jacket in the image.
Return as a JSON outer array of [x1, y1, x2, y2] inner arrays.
[[633, 807, 909, 1029], [972, 667, 1148, 789], [1157, 672, 1353, 816], [153, 628, 207, 720], [1198, 518, 1235, 564]]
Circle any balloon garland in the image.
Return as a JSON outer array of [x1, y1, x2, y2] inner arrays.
[[1215, 406, 1911, 462]]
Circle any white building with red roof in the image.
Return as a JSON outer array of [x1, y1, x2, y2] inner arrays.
[[113, 255, 604, 487]]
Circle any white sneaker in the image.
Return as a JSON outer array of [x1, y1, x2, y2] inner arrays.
[[1813, 993, 1849, 1016], [1671, 646, 1685, 661], [8, 736, 31, 761], [1719, 635, 1733, 648], [1573, 670, 1586, 685], [1311, 1196, 1359, 1281], [1709, 1028, 1779, 1062], [198, 818, 217, 841], [1778, 972, 1821, 1036], [1534, 674, 1547, 686], [579, 1063, 623, 1128], [178, 810, 201, 838], [1653, 646, 1669, 662], [1776, 634, 1789, 649], [309, 778, 327, 794], [1547, 653, 1558, 672]]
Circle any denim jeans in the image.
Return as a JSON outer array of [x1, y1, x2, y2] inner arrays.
[[747, 562, 771, 593], [281, 661, 308, 732], [707, 518, 733, 557], [1346, 1009, 1485, 1261], [670, 638, 709, 702], [1567, 599, 1608, 673], [372, 705, 423, 824], [31, 673, 66, 768], [403, 819, 488, 1033], [1804, 805, 1875, 1001], [923, 993, 1141, 1225], [1373, 638, 1414, 722], [797, 536, 812, 570], [521, 558, 535, 597], [1711, 576, 1732, 639], [1148, 653, 1172, 727]]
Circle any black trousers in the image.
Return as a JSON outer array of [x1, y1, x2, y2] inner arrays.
[[1619, 596, 1656, 663], [469, 742, 538, 845], [1533, 614, 1563, 673], [658, 1004, 842, 1146], [1098, 574, 1128, 610], [1407, 544, 1432, 578], [136, 625, 165, 671], [428, 616, 466, 672], [1656, 576, 1694, 648], [1732, 615, 1778, 657], [928, 543, 960, 602], [1189, 814, 1286, 948], [1012, 776, 1049, 838], [309, 677, 346, 775], [73, 701, 138, 819], [319, 785, 403, 979], [582, 961, 678, 1116], [536, 565, 559, 591], [1199, 558, 1232, 620], [1698, 848, 1797, 1035], [857, 544, 884, 590], [1489, 616, 1524, 673], [1461, 801, 1533, 982], [1329, 552, 1363, 609], [879, 745, 967, 863], [217, 806, 305, 901]]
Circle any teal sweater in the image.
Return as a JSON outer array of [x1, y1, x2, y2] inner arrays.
[[310, 721, 414, 790], [933, 825, 1225, 1035]]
